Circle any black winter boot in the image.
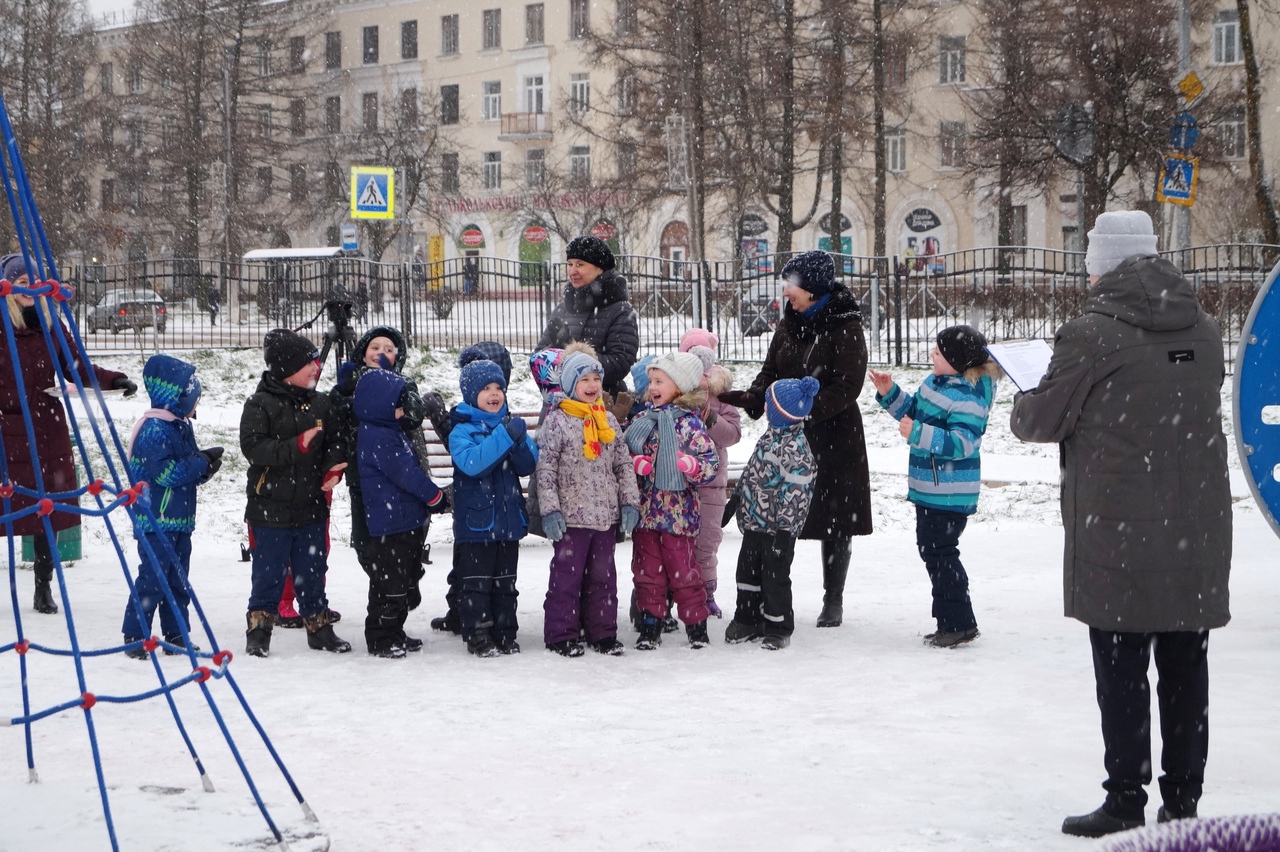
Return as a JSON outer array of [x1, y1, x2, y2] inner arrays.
[[635, 612, 663, 651], [430, 609, 461, 634], [163, 634, 201, 655], [304, 608, 352, 653], [816, 538, 851, 627], [686, 620, 710, 649], [1061, 805, 1144, 837], [725, 620, 764, 644], [123, 636, 150, 660], [245, 610, 274, 658], [468, 630, 500, 658], [32, 543, 58, 614]]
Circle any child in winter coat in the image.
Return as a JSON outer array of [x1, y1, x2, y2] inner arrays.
[[535, 343, 642, 657], [868, 324, 1001, 648], [121, 354, 222, 658], [240, 328, 350, 658], [679, 328, 742, 618], [450, 359, 539, 657], [354, 368, 447, 658], [623, 351, 720, 650], [723, 377, 820, 650]]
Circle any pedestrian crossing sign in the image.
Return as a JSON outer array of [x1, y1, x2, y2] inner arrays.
[[1157, 154, 1198, 207], [350, 166, 395, 219]]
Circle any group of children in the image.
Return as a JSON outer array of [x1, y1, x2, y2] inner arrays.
[[118, 319, 1002, 661]]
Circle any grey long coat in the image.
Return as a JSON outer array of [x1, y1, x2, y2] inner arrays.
[[1010, 255, 1231, 632]]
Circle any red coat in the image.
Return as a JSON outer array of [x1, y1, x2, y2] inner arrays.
[[1, 318, 125, 535]]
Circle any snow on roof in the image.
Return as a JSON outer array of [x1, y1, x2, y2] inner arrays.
[[241, 247, 346, 260]]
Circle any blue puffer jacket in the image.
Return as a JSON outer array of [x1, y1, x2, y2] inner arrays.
[[449, 402, 538, 543], [129, 355, 209, 534], [354, 369, 443, 537]]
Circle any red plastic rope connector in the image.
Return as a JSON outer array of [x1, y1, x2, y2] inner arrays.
[[81, 693, 97, 711], [15, 640, 29, 655], [87, 479, 104, 496], [193, 667, 212, 683], [120, 482, 146, 506], [142, 637, 159, 653], [36, 498, 54, 516], [0, 278, 11, 297], [0, 482, 13, 499], [212, 650, 232, 666]]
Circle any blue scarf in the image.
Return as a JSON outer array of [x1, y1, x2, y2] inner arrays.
[[801, 292, 832, 320], [624, 405, 685, 492]]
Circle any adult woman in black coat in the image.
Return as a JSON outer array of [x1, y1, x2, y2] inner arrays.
[[720, 250, 873, 627], [535, 236, 640, 398], [1, 254, 136, 613]]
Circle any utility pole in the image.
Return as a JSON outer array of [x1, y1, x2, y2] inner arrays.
[[1174, 0, 1192, 251]]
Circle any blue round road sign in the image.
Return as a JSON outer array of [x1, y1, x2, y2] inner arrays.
[[1234, 258, 1280, 539], [1170, 112, 1199, 151]]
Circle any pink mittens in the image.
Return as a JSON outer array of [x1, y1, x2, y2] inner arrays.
[[633, 455, 654, 475]]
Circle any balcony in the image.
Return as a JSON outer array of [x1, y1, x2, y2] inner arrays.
[[499, 112, 552, 140]]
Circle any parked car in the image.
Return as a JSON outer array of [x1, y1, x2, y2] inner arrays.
[[87, 289, 167, 334], [738, 279, 782, 336]]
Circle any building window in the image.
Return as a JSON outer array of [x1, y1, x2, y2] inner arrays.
[[525, 4, 544, 45], [363, 26, 379, 64], [100, 117, 114, 145], [362, 93, 378, 131], [1010, 205, 1028, 247], [482, 9, 501, 50], [101, 178, 115, 210], [525, 148, 545, 187], [401, 20, 418, 60], [887, 127, 906, 173], [1213, 10, 1242, 64], [289, 36, 306, 73], [1221, 106, 1246, 159], [325, 31, 342, 69], [617, 74, 637, 113], [326, 162, 343, 200], [570, 0, 589, 39], [289, 99, 305, 136], [127, 63, 142, 93], [441, 84, 460, 124], [482, 151, 501, 190], [441, 15, 459, 55], [887, 41, 908, 90], [399, 88, 418, 126], [615, 0, 637, 35], [524, 75, 545, 113], [127, 119, 144, 150], [257, 40, 272, 76], [99, 62, 113, 95], [939, 35, 965, 84], [618, 142, 637, 179], [939, 121, 965, 168], [569, 72, 590, 114], [569, 145, 591, 184], [482, 81, 502, 121], [290, 163, 308, 200], [257, 165, 273, 200], [159, 116, 174, 147], [442, 152, 460, 193], [325, 96, 342, 134], [257, 104, 273, 138]]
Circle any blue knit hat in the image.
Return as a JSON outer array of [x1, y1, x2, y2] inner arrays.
[[560, 349, 603, 401], [459, 341, 513, 385], [765, 376, 820, 429], [630, 354, 656, 398], [459, 359, 506, 407], [2, 254, 29, 282], [781, 250, 836, 296], [143, 353, 201, 418]]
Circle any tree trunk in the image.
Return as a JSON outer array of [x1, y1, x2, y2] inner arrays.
[[1238, 0, 1280, 247], [775, 0, 797, 255], [872, 0, 887, 260]]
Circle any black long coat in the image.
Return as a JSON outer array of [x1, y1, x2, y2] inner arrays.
[[536, 270, 640, 396], [748, 285, 873, 540], [1, 316, 125, 536]]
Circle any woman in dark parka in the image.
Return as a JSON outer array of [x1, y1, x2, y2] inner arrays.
[[719, 250, 873, 627]]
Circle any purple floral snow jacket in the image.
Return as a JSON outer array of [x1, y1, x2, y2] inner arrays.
[[534, 406, 640, 531], [625, 398, 719, 537]]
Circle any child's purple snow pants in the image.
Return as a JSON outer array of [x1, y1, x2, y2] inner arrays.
[[630, 528, 709, 625], [543, 525, 620, 644]]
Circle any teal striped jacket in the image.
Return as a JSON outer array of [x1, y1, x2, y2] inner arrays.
[[877, 373, 993, 515]]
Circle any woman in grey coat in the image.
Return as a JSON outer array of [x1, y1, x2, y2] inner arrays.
[[1009, 211, 1232, 839]]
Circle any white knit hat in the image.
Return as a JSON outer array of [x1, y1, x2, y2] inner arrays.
[[648, 351, 705, 395], [1085, 210, 1158, 277]]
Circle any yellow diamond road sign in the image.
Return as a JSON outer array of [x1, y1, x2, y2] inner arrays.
[[350, 166, 395, 220], [1177, 70, 1204, 103]]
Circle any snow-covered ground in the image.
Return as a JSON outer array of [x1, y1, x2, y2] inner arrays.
[[3, 347, 1277, 851]]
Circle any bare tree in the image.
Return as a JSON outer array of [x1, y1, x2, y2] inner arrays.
[[1238, 0, 1280, 245]]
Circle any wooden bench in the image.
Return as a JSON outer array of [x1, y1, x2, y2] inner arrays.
[[420, 410, 744, 490]]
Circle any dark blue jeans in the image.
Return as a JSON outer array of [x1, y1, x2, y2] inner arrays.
[[915, 506, 976, 632], [121, 531, 192, 639], [248, 521, 329, 619]]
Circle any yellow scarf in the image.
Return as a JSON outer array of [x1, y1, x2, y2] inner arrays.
[[558, 398, 616, 459]]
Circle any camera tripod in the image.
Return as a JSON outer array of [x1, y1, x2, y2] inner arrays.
[[296, 298, 358, 372]]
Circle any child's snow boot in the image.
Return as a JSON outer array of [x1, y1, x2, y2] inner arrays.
[[468, 630, 500, 658], [546, 640, 585, 657], [686, 620, 710, 649], [590, 637, 625, 656], [123, 636, 149, 660], [163, 634, 201, 655], [635, 613, 663, 650], [245, 610, 274, 658], [761, 633, 790, 650], [304, 608, 352, 653]]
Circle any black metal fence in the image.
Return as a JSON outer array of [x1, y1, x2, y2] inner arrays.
[[61, 244, 1277, 369]]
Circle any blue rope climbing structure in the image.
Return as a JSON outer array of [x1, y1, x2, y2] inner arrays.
[[1, 91, 323, 850]]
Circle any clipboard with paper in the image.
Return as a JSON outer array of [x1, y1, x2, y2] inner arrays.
[[985, 339, 1053, 392]]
